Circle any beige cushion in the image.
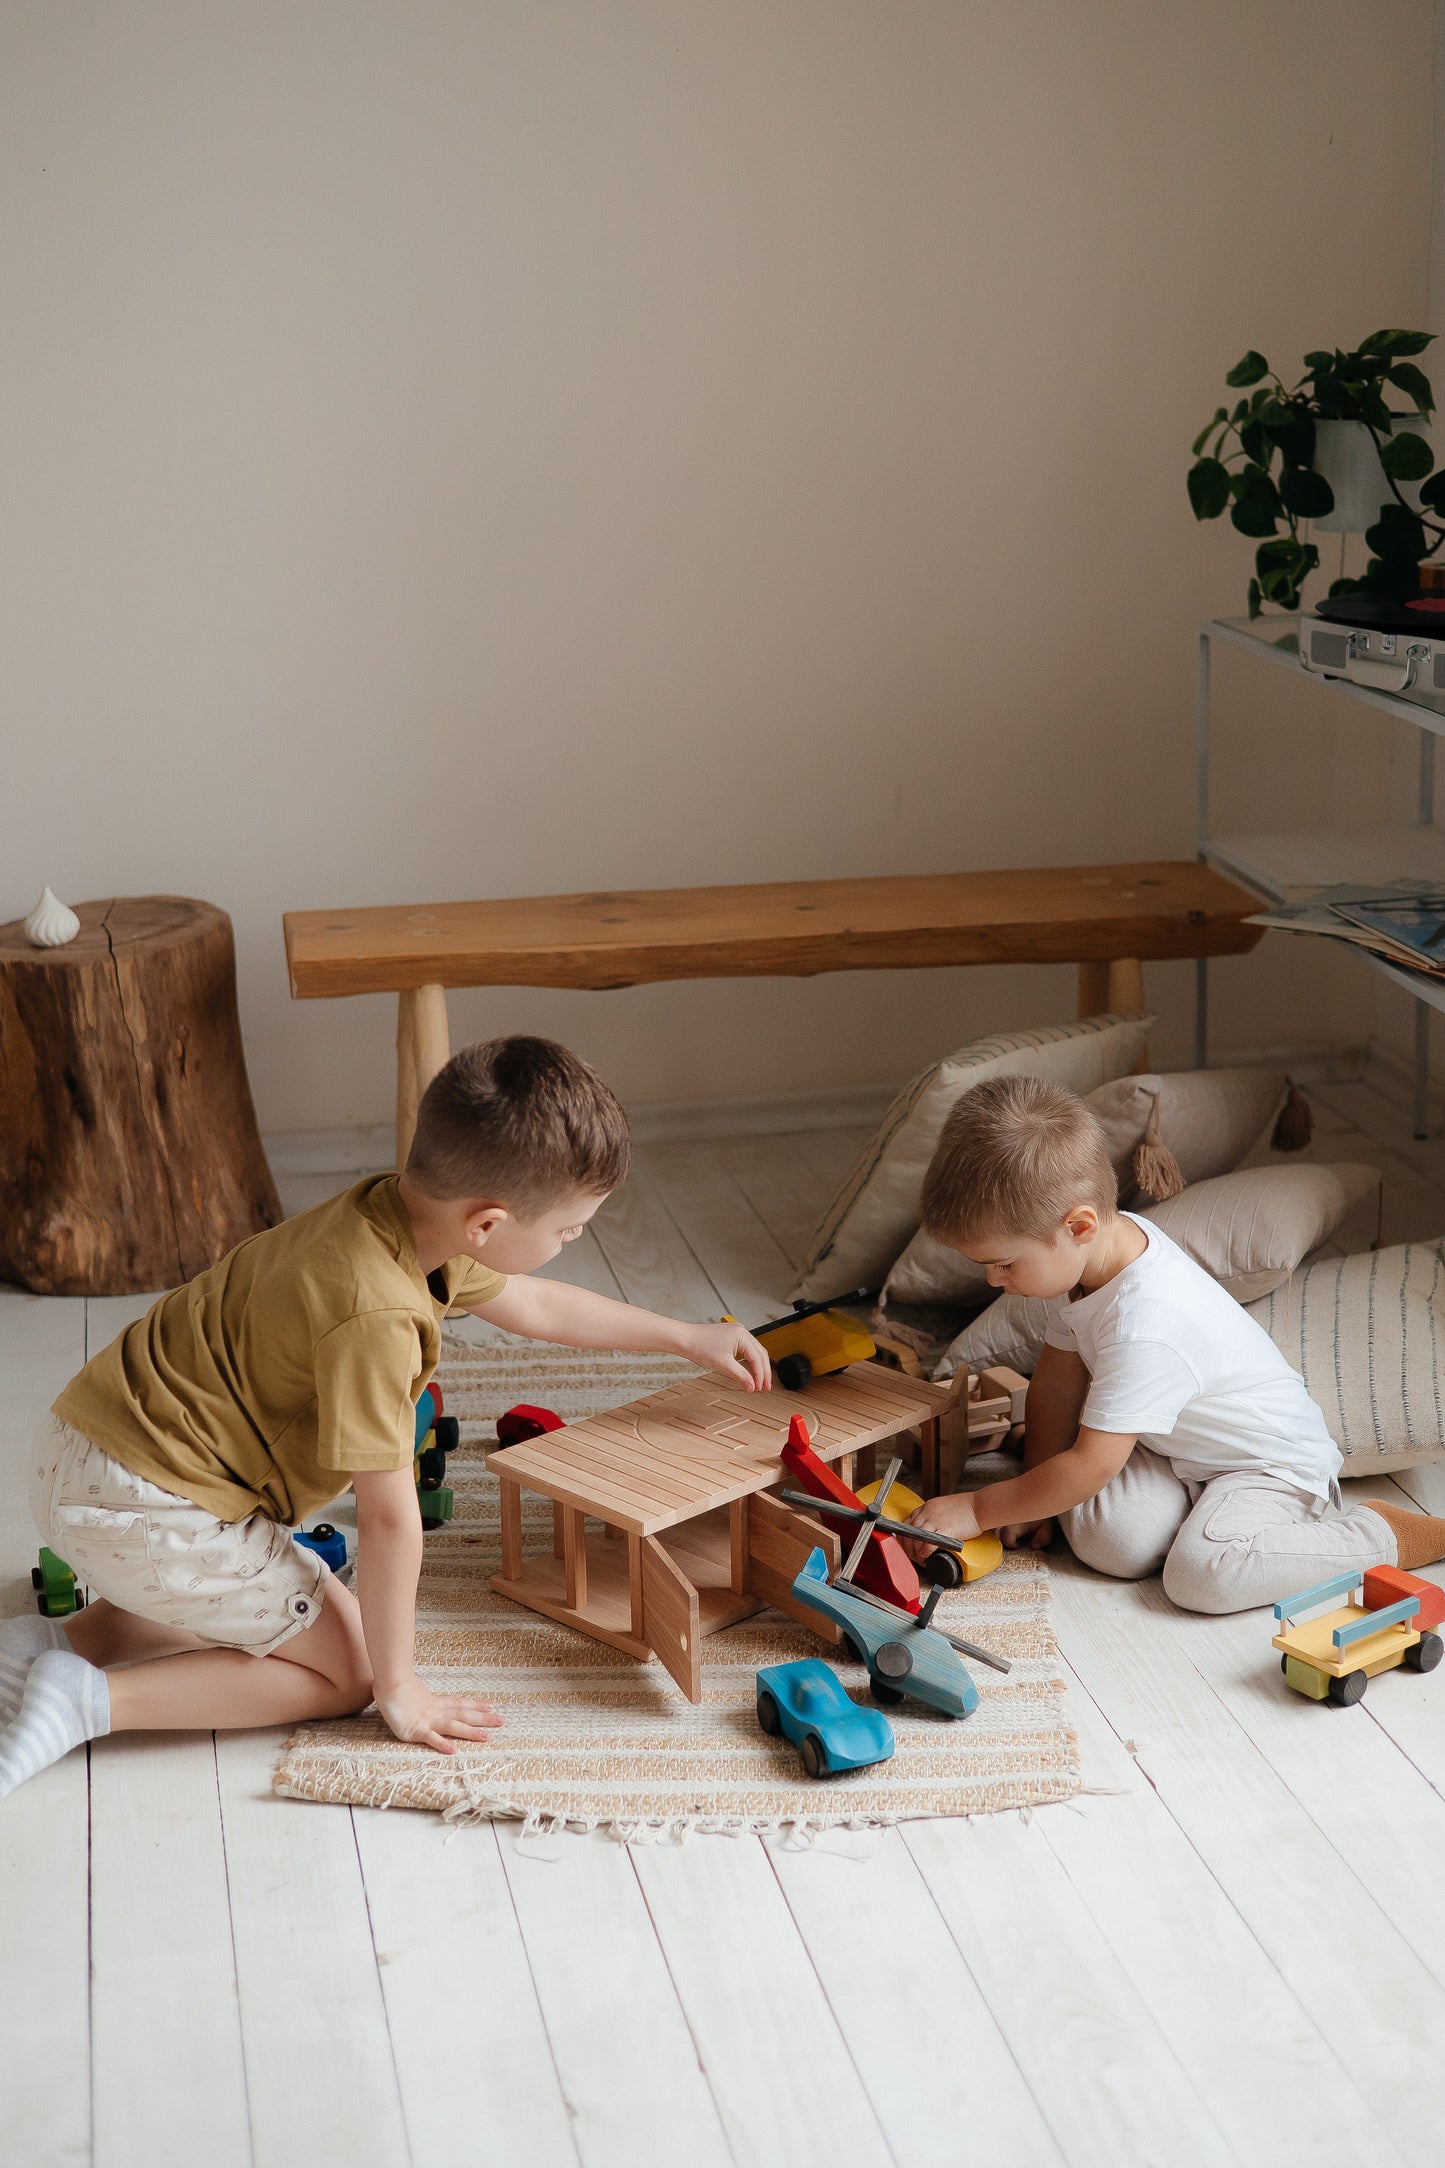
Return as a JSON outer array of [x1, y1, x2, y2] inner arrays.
[[1145, 1163, 1382, 1301], [1097, 1068, 1291, 1204], [790, 1013, 1152, 1305], [939, 1233, 1445, 1474], [882, 1065, 1292, 1308]]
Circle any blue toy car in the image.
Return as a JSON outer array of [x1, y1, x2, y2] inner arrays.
[[791, 1547, 981, 1720], [755, 1658, 895, 1779], [293, 1522, 348, 1574]]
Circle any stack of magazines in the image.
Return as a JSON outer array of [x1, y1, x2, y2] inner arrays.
[[1250, 882, 1445, 980]]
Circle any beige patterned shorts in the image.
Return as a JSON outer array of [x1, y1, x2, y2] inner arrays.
[[29, 1413, 330, 1658]]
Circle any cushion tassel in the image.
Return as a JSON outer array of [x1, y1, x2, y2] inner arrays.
[[1131, 1091, 1186, 1202], [1270, 1082, 1313, 1152]]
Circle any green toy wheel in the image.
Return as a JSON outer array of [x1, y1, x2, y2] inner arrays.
[[1405, 1630, 1443, 1672], [1327, 1669, 1367, 1707], [800, 1734, 832, 1780], [756, 1689, 783, 1736]]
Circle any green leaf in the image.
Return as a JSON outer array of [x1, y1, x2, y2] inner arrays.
[[1271, 413, 1315, 466], [1363, 556, 1422, 599], [1187, 458, 1231, 519], [1303, 350, 1334, 372], [1360, 329, 1433, 358], [1226, 350, 1269, 387], [1327, 576, 1366, 597], [1230, 467, 1281, 537], [1379, 430, 1435, 482], [1191, 407, 1229, 457], [1388, 362, 1435, 419], [1246, 577, 1262, 619], [1364, 505, 1427, 561], [1278, 466, 1335, 518], [1239, 418, 1268, 465], [1418, 470, 1445, 513]]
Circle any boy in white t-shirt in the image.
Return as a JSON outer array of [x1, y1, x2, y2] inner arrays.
[[905, 1074, 1445, 1612]]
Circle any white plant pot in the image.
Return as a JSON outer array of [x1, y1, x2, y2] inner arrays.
[[1311, 415, 1432, 533]]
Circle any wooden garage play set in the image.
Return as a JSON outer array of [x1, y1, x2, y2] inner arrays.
[[487, 1355, 1024, 1702]]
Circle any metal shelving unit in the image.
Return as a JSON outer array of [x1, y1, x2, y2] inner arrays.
[[1196, 614, 1441, 1138]]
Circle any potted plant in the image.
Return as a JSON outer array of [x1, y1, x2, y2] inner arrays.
[[1187, 330, 1445, 615]]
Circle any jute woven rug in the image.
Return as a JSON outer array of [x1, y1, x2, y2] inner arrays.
[[273, 1339, 1080, 1835]]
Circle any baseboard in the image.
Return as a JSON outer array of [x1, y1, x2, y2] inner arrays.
[[261, 1082, 899, 1177], [260, 1044, 1369, 1179]]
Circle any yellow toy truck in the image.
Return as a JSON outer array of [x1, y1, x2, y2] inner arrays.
[[1273, 1565, 1444, 1707], [749, 1293, 874, 1392]]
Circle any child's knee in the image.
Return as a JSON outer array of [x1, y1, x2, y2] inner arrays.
[[1060, 1503, 1166, 1582], [1160, 1548, 1240, 1614]]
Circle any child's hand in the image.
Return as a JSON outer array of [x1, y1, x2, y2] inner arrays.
[[682, 1321, 771, 1391], [1000, 1518, 1056, 1552], [901, 1492, 981, 1561], [375, 1674, 504, 1755]]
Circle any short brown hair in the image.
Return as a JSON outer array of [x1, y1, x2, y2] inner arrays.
[[921, 1073, 1116, 1245], [406, 1035, 632, 1211]]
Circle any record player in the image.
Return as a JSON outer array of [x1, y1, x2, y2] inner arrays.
[[1297, 586, 1445, 695]]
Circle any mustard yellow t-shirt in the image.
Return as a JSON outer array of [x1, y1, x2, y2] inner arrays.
[[53, 1176, 506, 1525]]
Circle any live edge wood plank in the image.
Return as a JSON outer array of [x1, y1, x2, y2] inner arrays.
[[284, 862, 1264, 997]]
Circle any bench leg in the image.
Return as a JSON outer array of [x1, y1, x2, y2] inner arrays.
[[1077, 959, 1148, 1068], [395, 984, 451, 1170]]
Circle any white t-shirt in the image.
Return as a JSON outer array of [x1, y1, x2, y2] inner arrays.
[[1043, 1214, 1341, 1497]]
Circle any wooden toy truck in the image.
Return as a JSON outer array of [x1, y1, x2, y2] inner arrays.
[[1273, 1565, 1445, 1706]]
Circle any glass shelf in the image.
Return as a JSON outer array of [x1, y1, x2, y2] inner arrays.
[[1208, 614, 1445, 737]]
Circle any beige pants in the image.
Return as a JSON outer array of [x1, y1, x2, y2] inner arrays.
[[1059, 1445, 1396, 1614]]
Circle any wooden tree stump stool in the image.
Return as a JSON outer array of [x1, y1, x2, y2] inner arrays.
[[0, 896, 281, 1297]]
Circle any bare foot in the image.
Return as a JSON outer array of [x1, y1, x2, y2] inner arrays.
[[1000, 1519, 1056, 1552]]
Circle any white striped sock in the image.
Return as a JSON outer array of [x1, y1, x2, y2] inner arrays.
[[0, 1649, 110, 1799], [0, 1614, 72, 1724]]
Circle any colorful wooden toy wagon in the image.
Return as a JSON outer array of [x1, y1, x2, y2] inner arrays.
[[1273, 1565, 1445, 1706]]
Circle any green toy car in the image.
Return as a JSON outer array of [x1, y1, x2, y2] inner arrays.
[[32, 1546, 84, 1618]]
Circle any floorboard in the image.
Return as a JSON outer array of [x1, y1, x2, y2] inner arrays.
[[492, 1824, 733, 2168], [215, 1729, 410, 2168], [351, 1810, 579, 2168], [764, 1827, 1063, 2167], [630, 1834, 894, 2168], [638, 1140, 797, 1321], [1049, 1561, 1445, 2165], [88, 1735, 251, 2168], [0, 1750, 91, 2164]]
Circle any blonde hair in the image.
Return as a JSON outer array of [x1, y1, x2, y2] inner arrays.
[[406, 1036, 631, 1211], [921, 1073, 1116, 1245]]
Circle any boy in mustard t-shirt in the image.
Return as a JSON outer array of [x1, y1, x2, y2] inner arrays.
[[0, 1037, 769, 1797]]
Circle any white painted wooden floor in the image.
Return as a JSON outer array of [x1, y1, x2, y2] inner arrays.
[[5, 1076, 1445, 2168]]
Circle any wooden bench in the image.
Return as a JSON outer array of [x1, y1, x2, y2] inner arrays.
[[282, 861, 1264, 1166]]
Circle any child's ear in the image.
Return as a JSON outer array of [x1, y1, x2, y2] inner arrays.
[[463, 1202, 511, 1248], [1063, 1206, 1100, 1244]]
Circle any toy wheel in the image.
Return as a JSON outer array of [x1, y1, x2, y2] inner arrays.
[[924, 1551, 964, 1590], [30, 1566, 42, 1591], [1406, 1630, 1443, 1672], [419, 1514, 446, 1533], [800, 1734, 832, 1780], [775, 1353, 812, 1392], [874, 1639, 914, 1682], [756, 1689, 783, 1736], [869, 1677, 906, 1706], [841, 1633, 868, 1665], [1327, 1669, 1367, 1707], [434, 1415, 460, 1453], [1280, 1655, 1289, 1674]]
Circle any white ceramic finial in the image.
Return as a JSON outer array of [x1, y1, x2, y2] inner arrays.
[[24, 886, 81, 948]]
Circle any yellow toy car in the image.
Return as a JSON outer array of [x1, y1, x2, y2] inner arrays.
[[857, 1473, 1004, 1588], [750, 1293, 874, 1391]]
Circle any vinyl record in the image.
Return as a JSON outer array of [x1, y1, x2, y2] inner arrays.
[[1314, 590, 1445, 632]]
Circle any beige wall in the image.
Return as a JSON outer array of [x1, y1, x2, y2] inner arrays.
[[0, 1, 1433, 1134]]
